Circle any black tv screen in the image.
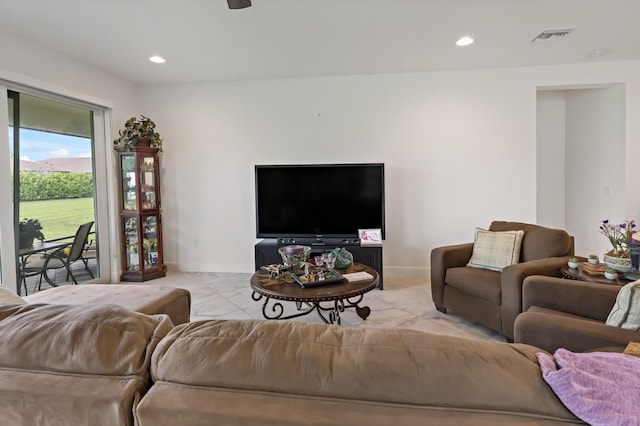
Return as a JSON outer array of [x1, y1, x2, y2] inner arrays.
[[255, 163, 385, 239]]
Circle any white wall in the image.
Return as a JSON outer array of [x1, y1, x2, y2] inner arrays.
[[140, 61, 640, 275], [536, 91, 566, 229], [3, 24, 640, 278], [0, 28, 139, 128]]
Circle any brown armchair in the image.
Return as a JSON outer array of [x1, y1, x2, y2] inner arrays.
[[514, 276, 639, 352], [431, 221, 574, 340]]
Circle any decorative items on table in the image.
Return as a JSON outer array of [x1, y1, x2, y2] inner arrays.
[[603, 253, 632, 273], [278, 245, 311, 269], [604, 267, 618, 280], [292, 268, 344, 288], [582, 262, 606, 276], [567, 257, 580, 269], [587, 254, 599, 265], [331, 247, 354, 269], [599, 219, 636, 272]]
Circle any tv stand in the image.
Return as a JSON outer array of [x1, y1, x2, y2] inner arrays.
[[276, 237, 362, 247], [254, 240, 384, 290]]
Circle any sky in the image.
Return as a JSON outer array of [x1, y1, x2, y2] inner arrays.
[[8, 128, 92, 162]]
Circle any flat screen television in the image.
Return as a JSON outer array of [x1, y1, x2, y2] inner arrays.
[[255, 163, 385, 241]]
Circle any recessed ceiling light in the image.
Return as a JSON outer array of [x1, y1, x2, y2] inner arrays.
[[456, 36, 474, 47], [149, 56, 166, 64], [589, 49, 608, 57]]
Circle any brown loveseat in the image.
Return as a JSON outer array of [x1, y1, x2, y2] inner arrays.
[[0, 302, 584, 425], [431, 221, 574, 340], [514, 275, 640, 353]]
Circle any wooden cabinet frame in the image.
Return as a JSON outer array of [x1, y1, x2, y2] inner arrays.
[[117, 146, 166, 281]]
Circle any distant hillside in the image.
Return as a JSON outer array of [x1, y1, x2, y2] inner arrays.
[[18, 157, 92, 174]]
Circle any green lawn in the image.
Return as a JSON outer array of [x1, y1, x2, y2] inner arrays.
[[19, 198, 95, 241]]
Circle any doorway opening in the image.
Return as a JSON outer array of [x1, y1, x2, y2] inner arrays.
[[536, 84, 625, 257]]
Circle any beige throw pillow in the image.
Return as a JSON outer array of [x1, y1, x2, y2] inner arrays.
[[0, 287, 27, 305], [467, 228, 524, 272], [606, 280, 640, 331]]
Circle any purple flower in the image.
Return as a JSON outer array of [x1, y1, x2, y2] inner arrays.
[[600, 219, 637, 258]]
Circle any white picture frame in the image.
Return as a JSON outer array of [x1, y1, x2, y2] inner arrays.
[[358, 228, 382, 246]]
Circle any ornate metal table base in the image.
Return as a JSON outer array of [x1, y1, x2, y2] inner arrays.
[[251, 291, 371, 325], [250, 263, 379, 325]]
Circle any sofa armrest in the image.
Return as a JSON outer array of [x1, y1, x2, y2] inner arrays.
[[514, 311, 638, 353], [522, 276, 620, 322], [430, 243, 473, 306], [500, 256, 573, 339]]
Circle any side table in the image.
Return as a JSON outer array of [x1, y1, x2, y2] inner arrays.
[[560, 264, 629, 286]]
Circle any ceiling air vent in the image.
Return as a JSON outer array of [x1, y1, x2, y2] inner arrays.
[[531, 28, 574, 43]]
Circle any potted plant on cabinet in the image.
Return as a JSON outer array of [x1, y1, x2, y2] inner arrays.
[[588, 254, 599, 265], [113, 115, 163, 152], [18, 218, 45, 249], [567, 257, 580, 269]]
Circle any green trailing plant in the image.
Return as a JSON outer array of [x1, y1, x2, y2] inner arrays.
[[113, 115, 163, 151]]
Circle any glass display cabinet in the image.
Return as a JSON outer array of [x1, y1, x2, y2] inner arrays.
[[118, 146, 166, 281]]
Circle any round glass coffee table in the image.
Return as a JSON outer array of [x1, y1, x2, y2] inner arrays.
[[250, 263, 379, 325]]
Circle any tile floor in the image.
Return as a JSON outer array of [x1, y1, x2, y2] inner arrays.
[[153, 270, 507, 343]]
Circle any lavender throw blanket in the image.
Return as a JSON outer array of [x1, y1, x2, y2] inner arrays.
[[537, 349, 640, 426]]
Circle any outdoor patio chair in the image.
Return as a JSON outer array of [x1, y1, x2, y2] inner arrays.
[[24, 221, 95, 290], [80, 235, 97, 271]]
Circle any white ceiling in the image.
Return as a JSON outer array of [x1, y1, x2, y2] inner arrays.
[[0, 0, 638, 85]]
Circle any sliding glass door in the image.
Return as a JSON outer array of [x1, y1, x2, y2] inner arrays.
[[4, 90, 104, 294]]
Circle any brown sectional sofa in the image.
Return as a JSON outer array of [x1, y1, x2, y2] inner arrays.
[[514, 275, 639, 353], [0, 303, 174, 426], [0, 302, 585, 425]]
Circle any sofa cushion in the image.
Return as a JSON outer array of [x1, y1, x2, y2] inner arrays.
[[23, 284, 192, 325], [467, 228, 524, 271], [605, 280, 640, 330], [146, 319, 579, 424], [0, 287, 26, 305], [489, 221, 572, 262], [0, 303, 175, 426], [0, 369, 149, 426], [445, 266, 501, 303], [0, 303, 174, 376]]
